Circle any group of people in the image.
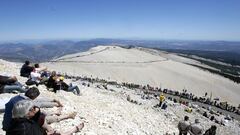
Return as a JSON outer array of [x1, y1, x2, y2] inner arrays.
[[160, 88, 240, 115], [33, 70, 239, 135], [0, 61, 81, 96], [121, 81, 240, 115], [20, 60, 80, 95], [178, 116, 217, 135], [2, 87, 84, 135], [59, 71, 240, 116], [0, 60, 85, 134]]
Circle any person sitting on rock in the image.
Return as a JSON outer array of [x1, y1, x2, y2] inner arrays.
[[185, 107, 193, 113], [203, 112, 209, 118], [161, 101, 168, 110], [178, 116, 190, 135], [0, 75, 27, 94], [209, 115, 215, 121], [57, 76, 80, 95], [46, 71, 58, 91], [20, 60, 34, 78], [34, 63, 49, 78], [26, 68, 48, 86]]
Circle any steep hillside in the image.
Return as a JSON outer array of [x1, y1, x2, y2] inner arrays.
[[0, 59, 240, 135], [44, 46, 240, 106]]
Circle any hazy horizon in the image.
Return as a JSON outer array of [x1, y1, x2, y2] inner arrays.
[[1, 38, 240, 44]]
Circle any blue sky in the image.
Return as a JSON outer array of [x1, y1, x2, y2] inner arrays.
[[0, 0, 240, 41]]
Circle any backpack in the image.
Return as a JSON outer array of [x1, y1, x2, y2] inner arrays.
[[25, 78, 36, 86]]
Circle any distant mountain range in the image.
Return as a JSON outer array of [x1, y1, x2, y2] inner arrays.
[[0, 39, 240, 64], [0, 40, 96, 62]]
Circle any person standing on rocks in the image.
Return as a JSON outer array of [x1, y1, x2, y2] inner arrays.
[[159, 93, 165, 107], [204, 125, 217, 135], [189, 119, 203, 135], [178, 116, 190, 135]]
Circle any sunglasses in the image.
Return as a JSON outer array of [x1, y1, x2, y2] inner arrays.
[[29, 106, 38, 112]]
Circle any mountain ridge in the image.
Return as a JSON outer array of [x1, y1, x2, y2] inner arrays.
[[1, 39, 240, 63]]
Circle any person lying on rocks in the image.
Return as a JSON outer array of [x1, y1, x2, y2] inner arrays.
[[30, 106, 78, 133], [6, 100, 84, 135], [0, 75, 27, 94], [56, 76, 80, 95], [2, 87, 65, 131]]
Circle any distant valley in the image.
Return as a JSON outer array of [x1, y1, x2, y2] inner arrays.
[[0, 39, 240, 83], [1, 39, 240, 64]]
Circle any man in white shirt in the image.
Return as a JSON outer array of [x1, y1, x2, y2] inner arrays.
[[30, 68, 42, 84], [34, 63, 49, 77]]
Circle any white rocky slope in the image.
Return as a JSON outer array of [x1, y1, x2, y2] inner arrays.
[[44, 46, 240, 106], [0, 59, 240, 135]]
